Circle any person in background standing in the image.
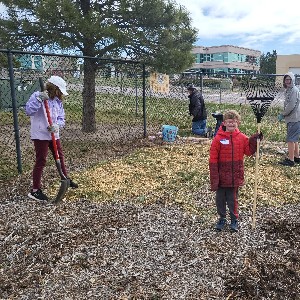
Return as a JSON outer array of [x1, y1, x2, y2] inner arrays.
[[278, 72, 300, 167]]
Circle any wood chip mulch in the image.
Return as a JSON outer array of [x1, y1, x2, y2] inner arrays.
[[1, 196, 299, 300]]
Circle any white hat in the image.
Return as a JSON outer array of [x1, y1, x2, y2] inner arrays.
[[47, 75, 69, 95]]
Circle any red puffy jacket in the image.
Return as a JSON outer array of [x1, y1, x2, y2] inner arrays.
[[209, 125, 257, 191]]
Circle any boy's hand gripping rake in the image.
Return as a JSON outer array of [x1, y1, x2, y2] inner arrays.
[[39, 77, 69, 204], [243, 78, 281, 229]]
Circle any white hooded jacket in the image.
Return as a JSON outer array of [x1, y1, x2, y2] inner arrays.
[[25, 91, 65, 140]]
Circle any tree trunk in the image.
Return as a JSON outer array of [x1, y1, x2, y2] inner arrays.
[[82, 58, 96, 132]]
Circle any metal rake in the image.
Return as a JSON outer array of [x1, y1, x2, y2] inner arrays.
[[242, 78, 281, 229]]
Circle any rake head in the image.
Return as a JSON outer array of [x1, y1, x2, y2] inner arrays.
[[242, 78, 282, 123], [247, 99, 272, 123]]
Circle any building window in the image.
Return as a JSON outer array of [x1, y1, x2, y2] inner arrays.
[[223, 53, 228, 63], [204, 54, 211, 62], [211, 53, 222, 62]]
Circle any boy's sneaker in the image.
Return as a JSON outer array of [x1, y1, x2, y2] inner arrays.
[[69, 179, 78, 189], [28, 189, 48, 201], [278, 158, 295, 167], [294, 157, 300, 163], [215, 218, 227, 231], [230, 219, 239, 232]]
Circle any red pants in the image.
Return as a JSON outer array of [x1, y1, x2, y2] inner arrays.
[[32, 139, 68, 190]]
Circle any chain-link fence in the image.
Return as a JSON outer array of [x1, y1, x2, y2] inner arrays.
[[0, 50, 149, 180], [147, 71, 292, 141], [1, 49, 295, 180]]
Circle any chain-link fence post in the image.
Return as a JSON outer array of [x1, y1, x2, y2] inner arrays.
[[142, 64, 146, 138], [8, 50, 22, 174]]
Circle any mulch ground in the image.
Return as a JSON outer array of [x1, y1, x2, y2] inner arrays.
[[1, 137, 299, 299], [1, 198, 299, 299]]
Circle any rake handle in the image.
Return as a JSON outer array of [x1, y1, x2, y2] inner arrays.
[[252, 122, 261, 229]]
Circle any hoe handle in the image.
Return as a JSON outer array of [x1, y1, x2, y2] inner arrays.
[[43, 99, 59, 161]]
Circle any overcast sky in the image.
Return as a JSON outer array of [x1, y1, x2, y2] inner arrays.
[[1, 1, 300, 55], [176, 0, 300, 55]]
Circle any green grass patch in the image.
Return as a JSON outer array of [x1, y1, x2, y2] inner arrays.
[[1, 87, 287, 182]]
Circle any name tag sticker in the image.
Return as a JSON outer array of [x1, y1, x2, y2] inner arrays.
[[220, 139, 229, 145]]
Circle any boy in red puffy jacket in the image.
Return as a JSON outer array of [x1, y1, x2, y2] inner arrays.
[[209, 110, 261, 232]]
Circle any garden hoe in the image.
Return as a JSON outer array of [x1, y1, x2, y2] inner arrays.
[[39, 77, 69, 204]]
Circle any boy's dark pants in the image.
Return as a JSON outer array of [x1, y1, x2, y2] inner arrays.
[[216, 187, 239, 221]]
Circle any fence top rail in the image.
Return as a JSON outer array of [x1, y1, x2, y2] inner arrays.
[[182, 71, 288, 77], [0, 49, 141, 65]]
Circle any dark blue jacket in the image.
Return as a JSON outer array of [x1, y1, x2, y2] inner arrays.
[[188, 90, 207, 121]]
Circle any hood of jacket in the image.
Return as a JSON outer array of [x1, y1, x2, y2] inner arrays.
[[283, 72, 296, 88], [188, 89, 199, 99]]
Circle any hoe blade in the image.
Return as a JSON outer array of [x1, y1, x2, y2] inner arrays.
[[52, 179, 69, 204]]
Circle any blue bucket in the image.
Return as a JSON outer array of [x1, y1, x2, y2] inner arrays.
[[162, 125, 178, 142]]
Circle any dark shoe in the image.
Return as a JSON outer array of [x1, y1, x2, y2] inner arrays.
[[278, 158, 295, 167], [230, 219, 239, 232], [69, 179, 78, 189], [28, 189, 48, 201], [215, 218, 227, 231], [294, 157, 300, 163]]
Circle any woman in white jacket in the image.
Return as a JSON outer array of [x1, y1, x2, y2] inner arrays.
[[25, 76, 78, 201]]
